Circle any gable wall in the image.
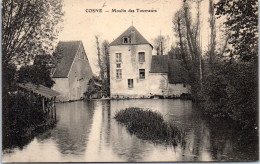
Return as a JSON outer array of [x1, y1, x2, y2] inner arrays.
[[67, 43, 93, 100], [52, 78, 70, 101]]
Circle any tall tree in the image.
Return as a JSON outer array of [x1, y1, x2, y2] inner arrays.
[[208, 0, 216, 64], [173, 0, 203, 99], [95, 35, 104, 80], [168, 46, 182, 60], [201, 0, 258, 128], [2, 0, 64, 66], [153, 35, 167, 55], [101, 40, 110, 96], [2, 0, 64, 96], [215, 0, 258, 61]]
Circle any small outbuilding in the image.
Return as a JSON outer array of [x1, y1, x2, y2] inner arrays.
[[149, 55, 190, 98], [17, 83, 60, 118]]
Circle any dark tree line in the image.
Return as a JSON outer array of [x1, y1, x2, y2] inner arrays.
[[2, 0, 64, 95], [2, 0, 64, 149], [172, 0, 258, 129]]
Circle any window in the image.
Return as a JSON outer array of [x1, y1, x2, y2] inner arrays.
[[128, 79, 133, 88], [123, 37, 129, 44], [139, 69, 145, 79], [116, 69, 122, 79], [138, 52, 145, 62], [116, 64, 121, 68], [116, 53, 122, 62], [183, 84, 186, 88]]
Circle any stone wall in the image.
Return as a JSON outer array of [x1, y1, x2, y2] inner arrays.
[[149, 73, 168, 96], [109, 44, 152, 98], [168, 83, 190, 97], [52, 78, 70, 101], [68, 43, 93, 100]]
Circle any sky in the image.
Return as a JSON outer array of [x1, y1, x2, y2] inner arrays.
[[58, 0, 212, 75]]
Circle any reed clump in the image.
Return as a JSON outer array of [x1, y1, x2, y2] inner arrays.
[[114, 108, 185, 145]]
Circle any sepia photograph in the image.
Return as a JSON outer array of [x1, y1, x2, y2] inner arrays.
[[1, 0, 259, 162]]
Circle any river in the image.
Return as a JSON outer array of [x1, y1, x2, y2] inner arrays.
[[2, 99, 258, 162]]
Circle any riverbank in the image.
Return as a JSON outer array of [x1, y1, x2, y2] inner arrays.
[[56, 95, 191, 103], [2, 93, 57, 150]]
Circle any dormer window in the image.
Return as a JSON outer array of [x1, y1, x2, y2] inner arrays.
[[123, 37, 130, 44]]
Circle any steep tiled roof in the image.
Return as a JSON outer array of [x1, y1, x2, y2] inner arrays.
[[150, 55, 169, 73], [109, 26, 153, 48], [168, 59, 189, 84], [52, 41, 81, 78]]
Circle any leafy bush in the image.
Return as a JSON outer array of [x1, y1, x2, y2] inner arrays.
[[2, 93, 56, 149], [17, 64, 55, 88], [202, 61, 258, 129]]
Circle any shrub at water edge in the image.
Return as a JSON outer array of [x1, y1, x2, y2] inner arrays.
[[114, 108, 185, 146]]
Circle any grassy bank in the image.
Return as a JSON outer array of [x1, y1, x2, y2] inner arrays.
[[114, 108, 185, 145]]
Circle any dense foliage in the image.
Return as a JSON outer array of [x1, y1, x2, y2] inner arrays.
[[2, 93, 56, 149], [172, 0, 258, 129], [2, 0, 63, 93], [2, 0, 64, 149], [172, 1, 203, 100], [200, 0, 258, 129], [215, 0, 258, 61], [202, 62, 258, 129], [17, 55, 55, 88], [2, 0, 64, 65]]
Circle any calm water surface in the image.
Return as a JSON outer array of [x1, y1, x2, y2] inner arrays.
[[3, 99, 258, 162]]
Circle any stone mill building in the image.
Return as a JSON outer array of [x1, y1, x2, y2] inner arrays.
[[109, 26, 190, 98]]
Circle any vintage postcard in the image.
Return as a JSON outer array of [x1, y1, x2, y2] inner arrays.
[[2, 0, 259, 162]]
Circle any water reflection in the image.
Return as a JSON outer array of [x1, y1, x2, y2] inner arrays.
[[207, 118, 258, 161], [55, 102, 94, 155], [2, 99, 258, 162]]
